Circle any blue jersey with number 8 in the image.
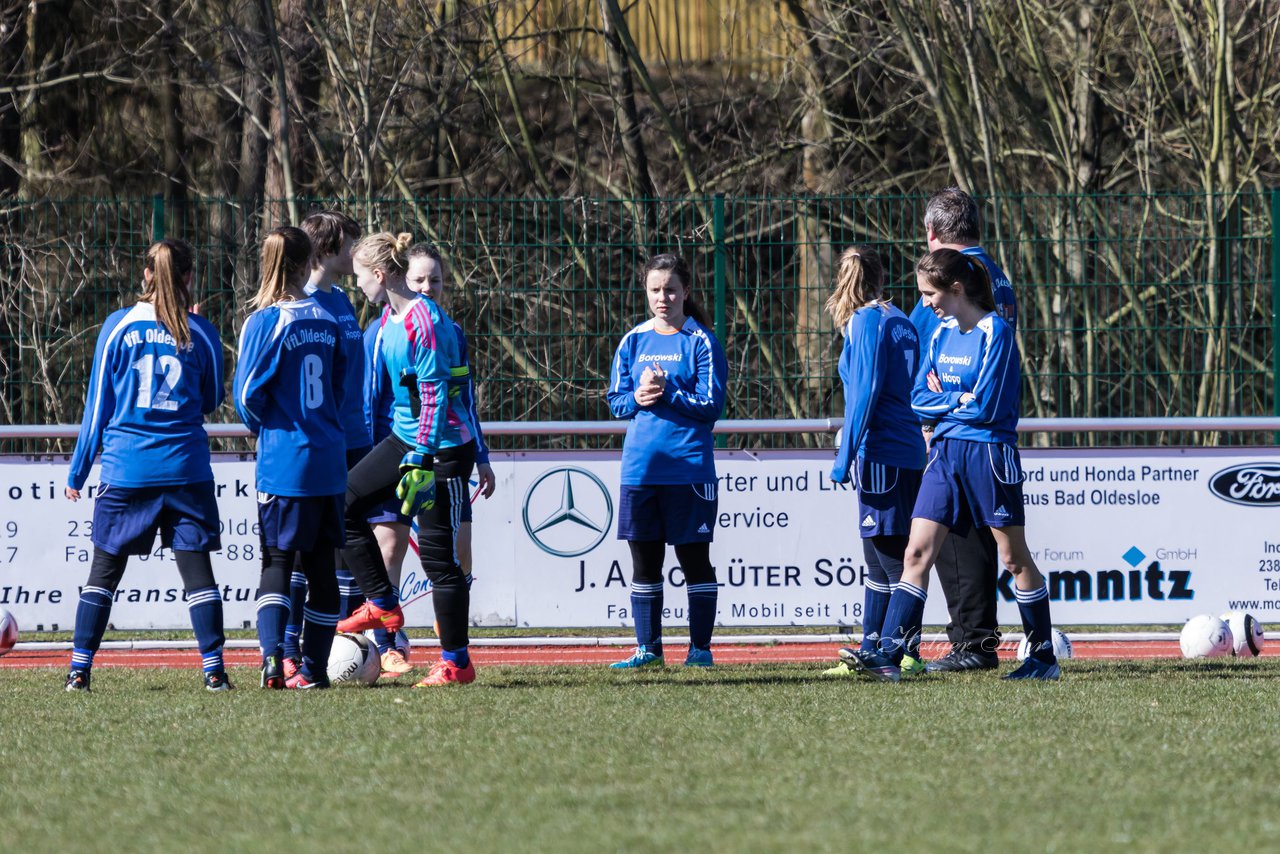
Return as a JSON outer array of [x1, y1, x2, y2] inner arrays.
[[234, 298, 348, 497], [68, 302, 224, 491]]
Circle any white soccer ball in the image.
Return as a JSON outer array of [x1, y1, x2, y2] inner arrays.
[[1016, 628, 1072, 661], [1220, 611, 1265, 657], [326, 632, 380, 685], [0, 608, 17, 657], [1179, 614, 1234, 659], [364, 628, 411, 662]]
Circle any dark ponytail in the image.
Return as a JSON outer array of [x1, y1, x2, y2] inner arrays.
[[915, 248, 995, 312], [642, 253, 713, 329]]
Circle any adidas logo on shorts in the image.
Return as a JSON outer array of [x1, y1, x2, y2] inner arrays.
[[697, 523, 710, 534], [994, 505, 1009, 517], [861, 514, 875, 528]]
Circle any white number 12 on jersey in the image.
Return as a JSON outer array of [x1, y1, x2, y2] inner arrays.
[[132, 354, 183, 411]]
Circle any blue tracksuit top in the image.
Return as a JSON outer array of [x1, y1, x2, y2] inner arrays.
[[304, 282, 369, 450], [912, 312, 1021, 445], [363, 317, 394, 445], [830, 302, 926, 483], [608, 317, 728, 485], [233, 298, 348, 496], [67, 302, 223, 490], [444, 322, 489, 464]]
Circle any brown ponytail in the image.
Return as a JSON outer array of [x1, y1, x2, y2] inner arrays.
[[915, 248, 995, 312], [253, 226, 313, 309], [825, 245, 886, 329], [141, 238, 195, 348]]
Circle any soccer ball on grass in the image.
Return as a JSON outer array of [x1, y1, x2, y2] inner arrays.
[[1179, 614, 1233, 659], [0, 608, 17, 657], [1219, 611, 1265, 657], [326, 632, 380, 685], [1015, 628, 1072, 661]]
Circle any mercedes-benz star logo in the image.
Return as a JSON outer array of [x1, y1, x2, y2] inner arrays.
[[522, 466, 614, 557]]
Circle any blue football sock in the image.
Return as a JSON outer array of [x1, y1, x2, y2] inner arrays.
[[371, 594, 398, 612], [300, 605, 339, 680], [441, 645, 470, 668], [861, 540, 892, 652], [686, 582, 718, 650], [186, 585, 226, 673], [1015, 583, 1057, 664], [371, 627, 393, 654], [256, 593, 290, 662], [71, 585, 115, 671], [283, 570, 307, 659], [861, 580, 892, 653], [336, 567, 363, 620], [630, 581, 663, 653], [878, 581, 927, 664]]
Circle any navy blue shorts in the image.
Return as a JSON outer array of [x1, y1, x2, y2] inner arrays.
[[257, 493, 345, 552], [617, 483, 718, 544], [913, 438, 1026, 534], [366, 496, 410, 527], [365, 467, 476, 527], [91, 481, 222, 556], [855, 461, 923, 538]]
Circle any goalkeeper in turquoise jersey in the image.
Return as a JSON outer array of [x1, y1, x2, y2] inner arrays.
[[63, 238, 230, 693], [607, 254, 728, 669], [819, 247, 927, 679], [336, 232, 479, 687]]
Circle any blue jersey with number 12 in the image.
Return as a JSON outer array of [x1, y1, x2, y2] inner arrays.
[[67, 302, 224, 490], [234, 298, 348, 497]]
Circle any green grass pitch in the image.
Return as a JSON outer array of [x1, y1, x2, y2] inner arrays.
[[2, 660, 1277, 852]]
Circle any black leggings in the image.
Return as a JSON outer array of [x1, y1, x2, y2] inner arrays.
[[258, 546, 338, 611], [340, 434, 474, 649], [88, 546, 216, 593], [628, 541, 716, 587]]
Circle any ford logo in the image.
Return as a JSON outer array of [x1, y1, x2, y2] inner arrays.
[[1208, 463, 1280, 506]]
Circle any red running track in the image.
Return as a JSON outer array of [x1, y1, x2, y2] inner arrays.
[[5, 639, 1271, 670]]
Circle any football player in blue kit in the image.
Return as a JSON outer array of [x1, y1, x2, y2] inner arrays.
[[235, 226, 348, 689], [908, 187, 1017, 672], [336, 232, 479, 687], [64, 239, 231, 692], [849, 248, 1060, 681], [607, 254, 728, 668], [277, 210, 365, 680], [816, 247, 927, 678]]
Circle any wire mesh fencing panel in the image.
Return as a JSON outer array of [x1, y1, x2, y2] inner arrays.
[[1, 192, 1274, 453]]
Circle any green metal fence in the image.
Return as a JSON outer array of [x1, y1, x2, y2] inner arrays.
[[1, 192, 1275, 450]]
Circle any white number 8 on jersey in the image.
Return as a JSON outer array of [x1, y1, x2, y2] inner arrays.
[[302, 354, 325, 409]]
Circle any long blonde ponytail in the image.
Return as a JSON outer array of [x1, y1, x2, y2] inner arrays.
[[141, 238, 195, 348], [252, 227, 313, 309]]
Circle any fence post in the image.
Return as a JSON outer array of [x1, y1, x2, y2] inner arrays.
[[1272, 188, 1280, 442], [151, 194, 165, 241], [713, 193, 727, 448], [713, 193, 726, 340]]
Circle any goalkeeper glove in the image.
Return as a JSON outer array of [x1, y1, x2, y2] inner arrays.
[[396, 450, 436, 517]]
